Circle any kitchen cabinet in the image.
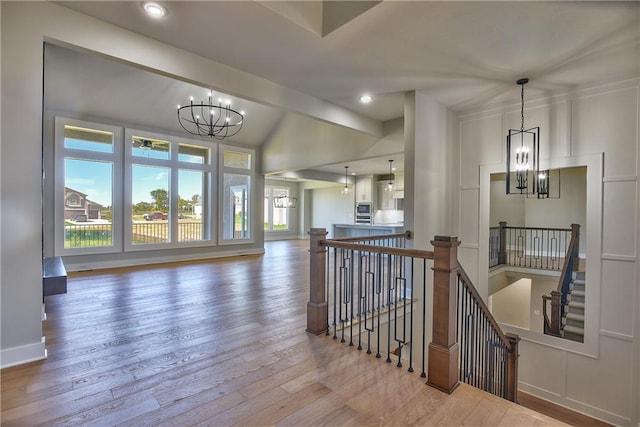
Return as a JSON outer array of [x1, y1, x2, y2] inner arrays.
[[378, 182, 395, 210], [355, 175, 375, 203]]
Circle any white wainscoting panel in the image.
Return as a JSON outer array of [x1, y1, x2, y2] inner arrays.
[[518, 339, 565, 396], [459, 188, 480, 246], [572, 86, 639, 178], [600, 259, 636, 339], [459, 113, 502, 188], [602, 180, 638, 258], [566, 335, 634, 422]]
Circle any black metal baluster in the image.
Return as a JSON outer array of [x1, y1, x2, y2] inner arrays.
[[376, 252, 382, 358], [408, 259, 414, 373], [420, 258, 427, 378], [333, 248, 339, 340], [349, 250, 355, 347], [386, 254, 393, 363]]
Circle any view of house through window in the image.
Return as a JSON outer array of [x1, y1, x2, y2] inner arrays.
[[62, 125, 115, 249]]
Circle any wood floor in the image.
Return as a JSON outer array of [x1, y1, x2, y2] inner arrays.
[[2, 240, 572, 426]]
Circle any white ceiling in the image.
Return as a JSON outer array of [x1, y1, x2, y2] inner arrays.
[[52, 1, 640, 177]]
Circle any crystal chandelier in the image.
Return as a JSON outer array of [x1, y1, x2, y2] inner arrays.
[[177, 90, 244, 140]]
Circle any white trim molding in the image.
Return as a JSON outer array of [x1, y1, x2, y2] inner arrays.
[[0, 337, 47, 369]]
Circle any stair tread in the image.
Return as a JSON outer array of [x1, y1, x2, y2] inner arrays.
[[566, 312, 585, 321], [563, 325, 584, 335], [572, 279, 586, 285], [570, 290, 585, 297], [567, 301, 585, 309]]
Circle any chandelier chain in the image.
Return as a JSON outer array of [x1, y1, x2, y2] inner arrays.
[[520, 82, 525, 132]]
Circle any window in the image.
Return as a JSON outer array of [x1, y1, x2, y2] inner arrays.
[[219, 145, 254, 243], [125, 129, 214, 250], [55, 118, 122, 254], [264, 186, 291, 232], [54, 118, 254, 256]]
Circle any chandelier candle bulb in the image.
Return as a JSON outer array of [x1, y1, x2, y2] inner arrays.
[[177, 90, 244, 140], [506, 78, 544, 196]]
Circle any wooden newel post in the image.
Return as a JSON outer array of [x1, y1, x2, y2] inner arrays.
[[306, 228, 328, 335], [550, 290, 562, 336], [571, 223, 580, 272], [427, 235, 461, 394], [498, 221, 507, 265], [506, 332, 520, 402]]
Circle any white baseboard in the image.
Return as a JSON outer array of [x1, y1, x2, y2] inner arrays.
[[518, 381, 631, 426], [1, 337, 47, 369], [64, 248, 265, 272]]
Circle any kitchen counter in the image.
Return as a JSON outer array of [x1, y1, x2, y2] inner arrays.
[[332, 223, 404, 238]]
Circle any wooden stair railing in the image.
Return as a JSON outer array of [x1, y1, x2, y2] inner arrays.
[[307, 228, 520, 402], [542, 224, 580, 337]]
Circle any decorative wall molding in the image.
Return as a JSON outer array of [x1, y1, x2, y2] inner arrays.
[[603, 175, 638, 183], [600, 329, 634, 342], [601, 253, 637, 262]]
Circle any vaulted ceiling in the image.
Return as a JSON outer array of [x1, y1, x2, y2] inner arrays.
[[51, 1, 639, 177]]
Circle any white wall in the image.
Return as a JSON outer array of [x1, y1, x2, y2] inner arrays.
[[490, 278, 532, 329], [455, 79, 640, 425], [310, 186, 354, 237]]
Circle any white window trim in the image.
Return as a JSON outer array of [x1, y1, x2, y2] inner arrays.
[[54, 117, 123, 256], [124, 128, 216, 252], [265, 185, 292, 232], [218, 144, 255, 245]]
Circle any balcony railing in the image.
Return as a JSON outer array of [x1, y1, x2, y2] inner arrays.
[[65, 220, 204, 247], [308, 228, 519, 402], [489, 221, 575, 270]]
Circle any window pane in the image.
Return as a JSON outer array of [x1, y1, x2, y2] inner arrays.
[[178, 143, 208, 164], [132, 164, 169, 244], [64, 125, 113, 153], [264, 188, 270, 231], [64, 158, 113, 248], [271, 187, 289, 231], [223, 174, 250, 240], [223, 150, 251, 169], [132, 136, 170, 160], [179, 169, 205, 242]]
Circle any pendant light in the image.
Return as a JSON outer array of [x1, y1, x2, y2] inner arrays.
[[384, 159, 394, 192], [506, 78, 542, 196], [341, 166, 352, 195], [273, 177, 297, 208]]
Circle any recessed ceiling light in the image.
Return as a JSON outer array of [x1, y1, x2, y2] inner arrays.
[[359, 94, 373, 104], [143, 2, 166, 18]]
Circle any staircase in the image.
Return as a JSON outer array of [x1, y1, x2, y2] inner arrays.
[[562, 271, 585, 342]]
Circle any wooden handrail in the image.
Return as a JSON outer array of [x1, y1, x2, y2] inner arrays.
[[321, 239, 434, 259], [457, 262, 512, 349], [556, 224, 580, 293], [502, 225, 572, 233], [327, 231, 411, 243]]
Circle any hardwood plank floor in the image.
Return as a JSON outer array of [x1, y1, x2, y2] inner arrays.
[[2, 240, 573, 426]]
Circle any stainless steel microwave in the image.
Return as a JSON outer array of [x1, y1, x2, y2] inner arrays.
[[356, 202, 372, 214]]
